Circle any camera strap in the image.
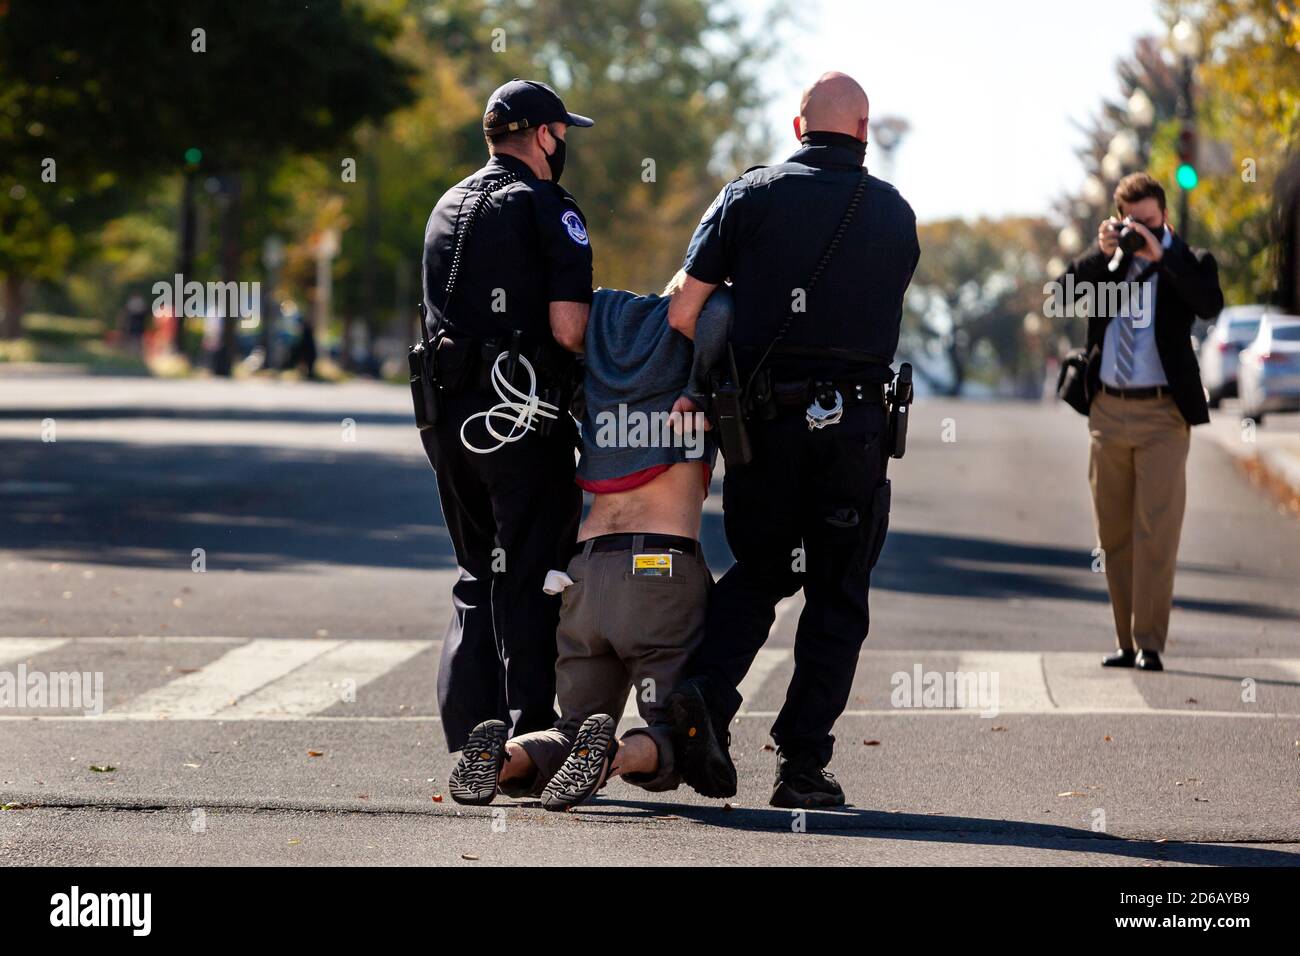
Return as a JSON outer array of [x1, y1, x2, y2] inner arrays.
[[741, 167, 869, 405]]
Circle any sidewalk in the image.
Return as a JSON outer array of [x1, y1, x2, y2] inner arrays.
[[1203, 406, 1300, 507]]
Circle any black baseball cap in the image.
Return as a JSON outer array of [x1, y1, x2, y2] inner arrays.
[[482, 79, 594, 135]]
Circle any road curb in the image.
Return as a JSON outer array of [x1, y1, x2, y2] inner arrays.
[[1204, 426, 1300, 503]]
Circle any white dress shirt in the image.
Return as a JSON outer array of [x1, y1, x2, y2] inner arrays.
[[1099, 228, 1175, 389]]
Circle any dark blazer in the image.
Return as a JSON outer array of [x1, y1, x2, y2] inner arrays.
[[1065, 234, 1224, 426]]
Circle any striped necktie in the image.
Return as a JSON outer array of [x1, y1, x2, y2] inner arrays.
[[1114, 306, 1136, 386], [1114, 260, 1159, 387]]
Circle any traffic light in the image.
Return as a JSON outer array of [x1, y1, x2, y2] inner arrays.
[[1176, 127, 1198, 191], [184, 147, 202, 170]]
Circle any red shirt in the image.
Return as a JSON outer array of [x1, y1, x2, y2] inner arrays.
[[577, 461, 711, 496]]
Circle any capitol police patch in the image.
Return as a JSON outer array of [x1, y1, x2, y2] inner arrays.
[[561, 209, 589, 246]]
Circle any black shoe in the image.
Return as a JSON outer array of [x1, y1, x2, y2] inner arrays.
[[666, 679, 737, 799], [770, 763, 845, 809], [540, 714, 619, 812], [1135, 650, 1164, 672], [448, 719, 508, 806], [1101, 649, 1136, 668]]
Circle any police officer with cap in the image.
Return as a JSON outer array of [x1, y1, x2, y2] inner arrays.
[[664, 71, 919, 808], [418, 78, 594, 755]]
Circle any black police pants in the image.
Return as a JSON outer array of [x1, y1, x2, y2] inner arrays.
[[420, 387, 581, 752], [694, 402, 891, 769]]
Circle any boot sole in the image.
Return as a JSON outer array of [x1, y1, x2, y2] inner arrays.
[[448, 719, 508, 806], [540, 714, 618, 812]]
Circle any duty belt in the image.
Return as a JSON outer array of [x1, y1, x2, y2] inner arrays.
[[770, 379, 886, 408]]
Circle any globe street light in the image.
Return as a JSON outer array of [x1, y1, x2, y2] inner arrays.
[[1126, 89, 1155, 130], [1171, 18, 1202, 59]]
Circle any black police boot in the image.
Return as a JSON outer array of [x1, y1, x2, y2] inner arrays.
[[666, 678, 737, 799], [770, 759, 845, 809], [1135, 650, 1164, 672], [1101, 649, 1136, 668]]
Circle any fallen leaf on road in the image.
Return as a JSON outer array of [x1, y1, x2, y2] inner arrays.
[[863, 739, 881, 746], [89, 765, 116, 773], [307, 750, 324, 757], [432, 794, 443, 803], [991, 726, 1007, 732], [461, 853, 479, 861], [1194, 797, 1210, 802], [1056, 791, 1087, 798], [762, 743, 775, 752], [1185, 698, 1198, 704], [1103, 735, 1113, 742], [356, 794, 369, 800], [723, 803, 736, 811], [182, 763, 200, 769], [287, 839, 301, 846]]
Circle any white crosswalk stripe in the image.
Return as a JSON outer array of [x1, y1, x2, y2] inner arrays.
[[956, 651, 1056, 713], [736, 649, 793, 715], [110, 639, 343, 719], [1043, 652, 1147, 711], [0, 638, 69, 666], [228, 639, 429, 719], [3, 637, 1300, 720]]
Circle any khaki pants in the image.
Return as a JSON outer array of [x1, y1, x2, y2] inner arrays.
[[1088, 391, 1190, 653], [511, 538, 711, 794]]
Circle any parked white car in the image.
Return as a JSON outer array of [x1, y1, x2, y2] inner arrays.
[[1238, 313, 1300, 424], [1199, 305, 1267, 408]]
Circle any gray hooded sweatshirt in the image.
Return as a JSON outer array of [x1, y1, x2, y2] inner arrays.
[[578, 285, 733, 483]]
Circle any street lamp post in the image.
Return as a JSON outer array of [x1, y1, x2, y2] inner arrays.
[[1126, 89, 1155, 166], [1171, 18, 1202, 243]]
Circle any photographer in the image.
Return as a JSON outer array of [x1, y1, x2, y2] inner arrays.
[[1063, 172, 1224, 672]]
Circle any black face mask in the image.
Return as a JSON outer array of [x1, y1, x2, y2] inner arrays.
[[1126, 217, 1165, 243], [543, 135, 566, 184]]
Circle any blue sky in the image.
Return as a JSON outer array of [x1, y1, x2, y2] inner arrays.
[[753, 0, 1168, 222]]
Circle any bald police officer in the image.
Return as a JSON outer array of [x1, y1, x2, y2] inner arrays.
[[665, 72, 920, 808], [419, 79, 594, 755]]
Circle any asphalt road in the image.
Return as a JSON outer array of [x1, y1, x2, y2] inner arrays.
[[1, 373, 1298, 866]]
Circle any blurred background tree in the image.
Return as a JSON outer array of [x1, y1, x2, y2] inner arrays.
[[0, 0, 780, 377], [902, 217, 1057, 396]]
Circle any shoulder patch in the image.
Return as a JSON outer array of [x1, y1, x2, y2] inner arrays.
[[560, 209, 589, 246]]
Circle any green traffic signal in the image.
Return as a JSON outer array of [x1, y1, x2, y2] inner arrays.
[[1176, 163, 1199, 190], [184, 147, 202, 166]]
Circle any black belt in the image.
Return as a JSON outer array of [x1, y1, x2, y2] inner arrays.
[[1101, 383, 1168, 400], [771, 379, 886, 408], [576, 533, 699, 557]]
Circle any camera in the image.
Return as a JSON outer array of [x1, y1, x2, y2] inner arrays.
[[1116, 218, 1148, 256]]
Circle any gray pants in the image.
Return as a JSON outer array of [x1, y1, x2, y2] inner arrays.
[[512, 536, 710, 793]]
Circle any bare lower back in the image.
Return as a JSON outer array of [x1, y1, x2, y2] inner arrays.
[[578, 462, 708, 541]]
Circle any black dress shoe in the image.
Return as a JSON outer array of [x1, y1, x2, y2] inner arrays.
[[1101, 649, 1136, 668], [1135, 650, 1164, 671]]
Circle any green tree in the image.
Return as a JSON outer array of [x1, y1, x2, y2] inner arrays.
[[903, 217, 1058, 396], [0, 0, 414, 352]]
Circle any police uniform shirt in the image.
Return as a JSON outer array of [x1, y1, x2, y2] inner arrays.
[[682, 136, 920, 380], [422, 153, 593, 344]]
